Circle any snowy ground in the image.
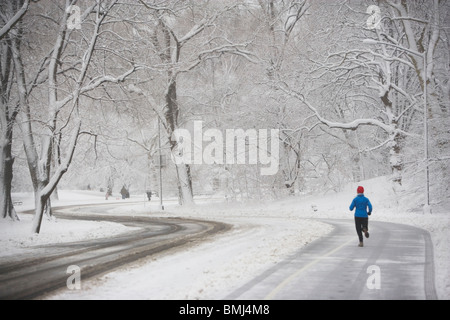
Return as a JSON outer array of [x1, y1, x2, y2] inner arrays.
[[1, 176, 449, 300]]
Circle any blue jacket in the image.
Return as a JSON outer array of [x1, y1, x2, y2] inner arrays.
[[349, 194, 372, 218]]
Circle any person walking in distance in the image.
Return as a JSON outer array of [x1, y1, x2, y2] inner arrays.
[[349, 186, 372, 247]]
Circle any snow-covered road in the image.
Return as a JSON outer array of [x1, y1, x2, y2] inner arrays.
[[33, 212, 437, 300], [226, 219, 437, 300], [0, 211, 228, 299], [42, 211, 332, 300], [2, 176, 449, 300]]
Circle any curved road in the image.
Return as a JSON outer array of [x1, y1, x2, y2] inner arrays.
[[0, 204, 230, 300], [1, 209, 437, 300], [227, 219, 437, 300]]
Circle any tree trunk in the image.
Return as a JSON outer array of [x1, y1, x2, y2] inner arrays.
[[25, 134, 54, 221], [32, 190, 47, 234], [165, 79, 194, 205], [381, 84, 404, 186], [389, 131, 403, 186], [175, 163, 194, 205], [30, 121, 81, 234], [0, 132, 19, 220], [0, 2, 23, 221]]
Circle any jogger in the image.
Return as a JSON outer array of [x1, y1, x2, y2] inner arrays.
[[349, 186, 372, 247]]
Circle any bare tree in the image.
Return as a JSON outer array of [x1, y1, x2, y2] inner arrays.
[[276, 0, 448, 195], [14, 0, 139, 233], [256, 0, 309, 195], [0, 0, 29, 40], [136, 0, 256, 205], [0, 0, 30, 220]]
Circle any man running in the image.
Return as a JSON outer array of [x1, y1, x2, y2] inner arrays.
[[349, 186, 373, 247]]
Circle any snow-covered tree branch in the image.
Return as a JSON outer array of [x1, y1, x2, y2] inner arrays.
[[12, 1, 139, 233]]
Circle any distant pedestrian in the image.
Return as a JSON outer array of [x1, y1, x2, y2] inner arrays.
[[146, 191, 152, 201], [120, 186, 129, 199], [349, 186, 372, 247]]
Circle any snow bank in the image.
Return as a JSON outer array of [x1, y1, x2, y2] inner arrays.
[[0, 214, 138, 259], [1, 190, 141, 259]]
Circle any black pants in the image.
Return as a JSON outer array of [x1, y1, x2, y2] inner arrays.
[[355, 217, 369, 242]]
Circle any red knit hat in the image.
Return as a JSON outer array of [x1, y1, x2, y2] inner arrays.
[[357, 186, 364, 194]]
